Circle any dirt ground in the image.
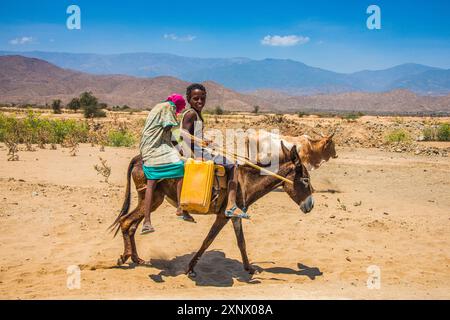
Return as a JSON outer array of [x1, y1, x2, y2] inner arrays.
[[0, 140, 449, 300]]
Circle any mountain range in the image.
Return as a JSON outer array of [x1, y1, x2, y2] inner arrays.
[[0, 51, 449, 95], [1, 55, 449, 114]]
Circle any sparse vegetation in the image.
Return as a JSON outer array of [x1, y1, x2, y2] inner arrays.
[[62, 132, 80, 156], [342, 112, 364, 121], [94, 157, 112, 183], [83, 104, 107, 118], [385, 129, 411, 143], [52, 99, 62, 114], [214, 106, 224, 115], [265, 114, 285, 124], [67, 98, 81, 112], [110, 105, 131, 111], [78, 92, 107, 118], [422, 123, 450, 141], [107, 129, 136, 147], [437, 123, 450, 141], [0, 111, 89, 147]]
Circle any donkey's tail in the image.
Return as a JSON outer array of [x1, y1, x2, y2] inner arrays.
[[108, 154, 141, 237]]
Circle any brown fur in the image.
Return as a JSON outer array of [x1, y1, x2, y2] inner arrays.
[[294, 134, 338, 170], [245, 131, 337, 171]]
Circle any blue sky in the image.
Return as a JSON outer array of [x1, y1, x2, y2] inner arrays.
[[0, 0, 449, 72]]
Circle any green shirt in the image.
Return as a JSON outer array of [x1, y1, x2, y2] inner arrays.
[[139, 101, 181, 166]]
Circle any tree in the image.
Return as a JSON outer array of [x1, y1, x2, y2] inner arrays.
[[52, 99, 62, 114], [67, 98, 81, 111], [83, 104, 106, 118], [79, 91, 98, 107], [78, 92, 106, 118], [253, 105, 260, 114], [214, 105, 224, 115]]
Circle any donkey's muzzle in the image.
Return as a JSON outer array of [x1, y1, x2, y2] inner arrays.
[[300, 195, 314, 214]]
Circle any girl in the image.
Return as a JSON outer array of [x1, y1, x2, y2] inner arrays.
[[140, 93, 192, 234]]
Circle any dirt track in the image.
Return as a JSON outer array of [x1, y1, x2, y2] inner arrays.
[[0, 143, 449, 299]]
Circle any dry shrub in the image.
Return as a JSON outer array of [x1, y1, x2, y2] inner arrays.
[[62, 132, 80, 156], [94, 157, 112, 183]]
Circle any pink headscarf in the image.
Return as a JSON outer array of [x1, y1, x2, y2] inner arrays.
[[166, 93, 186, 115]]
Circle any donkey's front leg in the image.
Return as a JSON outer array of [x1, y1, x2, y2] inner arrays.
[[186, 214, 229, 277], [231, 217, 256, 274]]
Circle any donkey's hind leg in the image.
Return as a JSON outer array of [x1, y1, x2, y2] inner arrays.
[[117, 206, 141, 266], [129, 214, 145, 264], [128, 190, 165, 264], [187, 214, 229, 277], [231, 217, 256, 274]]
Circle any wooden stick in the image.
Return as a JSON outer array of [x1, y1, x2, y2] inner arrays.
[[183, 131, 294, 185]]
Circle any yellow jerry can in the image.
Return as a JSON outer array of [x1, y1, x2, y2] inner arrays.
[[180, 158, 215, 214]]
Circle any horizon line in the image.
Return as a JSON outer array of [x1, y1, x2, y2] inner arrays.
[[0, 49, 448, 75]]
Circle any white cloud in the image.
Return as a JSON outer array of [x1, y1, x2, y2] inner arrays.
[[163, 33, 196, 42], [9, 36, 34, 45], [261, 35, 310, 47]]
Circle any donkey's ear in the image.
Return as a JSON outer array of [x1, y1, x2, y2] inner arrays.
[[290, 145, 301, 166], [280, 140, 290, 158]]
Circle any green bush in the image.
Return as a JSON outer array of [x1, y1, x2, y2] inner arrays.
[[214, 106, 224, 115], [422, 123, 450, 141], [422, 126, 436, 141], [83, 104, 106, 118], [437, 123, 450, 141], [80, 92, 98, 107], [50, 118, 89, 143], [52, 100, 62, 114], [107, 129, 136, 147], [342, 112, 364, 120], [385, 129, 411, 143], [0, 111, 89, 145], [67, 98, 81, 111]]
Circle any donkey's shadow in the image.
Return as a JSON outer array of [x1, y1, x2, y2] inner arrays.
[[147, 250, 322, 287]]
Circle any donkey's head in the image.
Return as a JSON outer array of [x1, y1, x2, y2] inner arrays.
[[280, 141, 314, 214]]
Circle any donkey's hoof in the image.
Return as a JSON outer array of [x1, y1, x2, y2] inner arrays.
[[117, 255, 128, 266], [187, 270, 197, 278], [132, 257, 146, 265], [245, 266, 257, 275]]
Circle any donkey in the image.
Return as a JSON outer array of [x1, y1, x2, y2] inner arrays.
[[109, 141, 314, 276]]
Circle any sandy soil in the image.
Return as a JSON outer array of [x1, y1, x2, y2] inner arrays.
[[0, 143, 449, 300]]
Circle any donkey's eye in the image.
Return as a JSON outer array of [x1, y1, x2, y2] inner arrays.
[[299, 177, 309, 187]]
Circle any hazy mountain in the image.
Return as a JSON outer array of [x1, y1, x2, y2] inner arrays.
[[348, 63, 442, 92], [1, 55, 449, 114], [184, 58, 354, 94], [0, 51, 251, 78], [390, 69, 450, 94], [0, 55, 271, 111], [1, 51, 449, 95]]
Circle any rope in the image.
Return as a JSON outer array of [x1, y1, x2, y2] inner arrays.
[[181, 131, 294, 185]]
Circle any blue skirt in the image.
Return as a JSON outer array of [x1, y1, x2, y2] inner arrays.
[[143, 161, 185, 180]]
